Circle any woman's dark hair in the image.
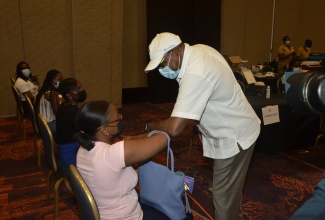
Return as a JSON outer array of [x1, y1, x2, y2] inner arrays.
[[57, 78, 78, 100], [305, 39, 312, 47], [289, 57, 302, 71], [15, 61, 32, 81], [35, 69, 61, 113], [75, 100, 111, 150], [283, 36, 289, 42]]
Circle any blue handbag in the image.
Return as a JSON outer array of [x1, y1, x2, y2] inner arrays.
[[138, 130, 191, 220]]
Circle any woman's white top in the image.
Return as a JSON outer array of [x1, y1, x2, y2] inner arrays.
[[39, 93, 56, 123], [15, 77, 38, 101]]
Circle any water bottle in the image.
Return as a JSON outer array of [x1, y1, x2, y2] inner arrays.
[[266, 86, 271, 99]]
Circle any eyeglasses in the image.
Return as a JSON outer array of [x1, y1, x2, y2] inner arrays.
[[107, 113, 123, 126], [97, 112, 123, 130]]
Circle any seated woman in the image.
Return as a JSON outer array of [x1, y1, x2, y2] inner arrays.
[[35, 69, 63, 138], [288, 58, 302, 72], [14, 61, 39, 115], [56, 78, 87, 165], [74, 100, 170, 220]]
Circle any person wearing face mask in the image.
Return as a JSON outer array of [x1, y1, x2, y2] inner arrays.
[[35, 69, 63, 137], [296, 39, 313, 61], [144, 32, 261, 220], [14, 61, 39, 116], [289, 58, 303, 72], [56, 78, 88, 165], [278, 36, 296, 74], [74, 100, 171, 220]]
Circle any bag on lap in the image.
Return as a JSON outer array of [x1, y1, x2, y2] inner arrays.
[[138, 130, 191, 220]]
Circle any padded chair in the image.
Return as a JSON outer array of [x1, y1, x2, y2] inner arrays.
[[11, 84, 28, 139], [36, 114, 72, 219], [315, 133, 325, 146], [70, 164, 100, 220], [315, 114, 325, 146], [10, 77, 15, 85], [24, 94, 42, 167], [276, 77, 285, 94]]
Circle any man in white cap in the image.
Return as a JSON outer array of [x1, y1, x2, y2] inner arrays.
[[144, 32, 261, 220]]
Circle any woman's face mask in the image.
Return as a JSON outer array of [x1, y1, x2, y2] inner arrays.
[[292, 67, 302, 72], [76, 90, 87, 102], [112, 121, 123, 139], [22, 69, 31, 77], [53, 80, 60, 89], [285, 40, 291, 46]]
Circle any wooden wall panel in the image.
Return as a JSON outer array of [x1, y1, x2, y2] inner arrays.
[[245, 0, 274, 64], [220, 0, 247, 57], [1, 0, 134, 116], [72, 0, 116, 105], [19, 0, 73, 83], [298, 0, 325, 53], [221, 0, 325, 65], [0, 0, 24, 115], [122, 0, 147, 89], [110, 0, 123, 106], [272, 0, 301, 61]]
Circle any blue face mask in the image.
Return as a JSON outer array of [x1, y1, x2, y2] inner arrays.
[[22, 69, 31, 77], [159, 54, 180, 79]]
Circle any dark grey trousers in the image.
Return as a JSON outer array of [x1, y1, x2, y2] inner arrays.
[[213, 142, 256, 220]]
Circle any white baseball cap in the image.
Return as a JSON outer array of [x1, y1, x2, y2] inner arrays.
[[144, 32, 182, 72]]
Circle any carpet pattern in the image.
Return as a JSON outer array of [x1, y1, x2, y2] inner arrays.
[[0, 102, 324, 219]]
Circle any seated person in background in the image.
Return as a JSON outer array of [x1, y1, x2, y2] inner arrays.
[[75, 100, 170, 220], [278, 36, 296, 73], [291, 174, 325, 220], [288, 58, 302, 72], [296, 39, 312, 61], [35, 69, 63, 138], [56, 78, 87, 165], [14, 61, 39, 116], [281, 58, 303, 84]]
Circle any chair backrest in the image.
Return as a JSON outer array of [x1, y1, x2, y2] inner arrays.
[[24, 94, 39, 136], [69, 164, 100, 220], [11, 84, 25, 117], [277, 77, 285, 94], [37, 114, 57, 172], [10, 77, 15, 85]]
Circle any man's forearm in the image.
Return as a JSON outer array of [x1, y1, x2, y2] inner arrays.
[[145, 117, 189, 138]]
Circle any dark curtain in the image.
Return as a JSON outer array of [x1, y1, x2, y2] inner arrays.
[[147, 0, 221, 103]]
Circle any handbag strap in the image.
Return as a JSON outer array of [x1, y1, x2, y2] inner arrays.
[[148, 130, 192, 214], [147, 130, 174, 172], [184, 191, 191, 213]]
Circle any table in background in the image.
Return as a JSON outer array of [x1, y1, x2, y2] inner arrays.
[[246, 94, 320, 154], [254, 75, 280, 94]]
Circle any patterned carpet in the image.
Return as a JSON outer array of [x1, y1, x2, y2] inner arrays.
[[0, 102, 324, 219]]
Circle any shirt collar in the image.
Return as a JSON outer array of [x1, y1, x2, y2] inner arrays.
[[176, 43, 190, 83]]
